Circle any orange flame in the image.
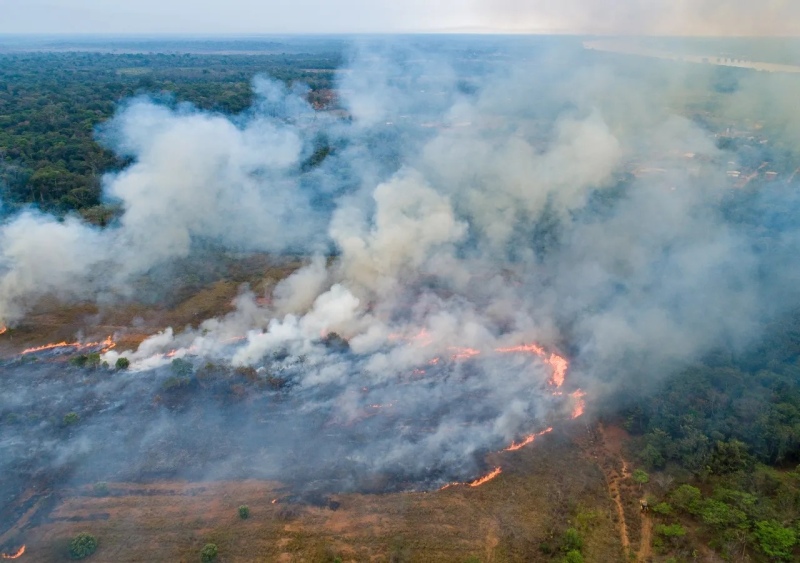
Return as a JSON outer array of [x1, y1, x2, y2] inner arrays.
[[21, 336, 115, 355], [368, 402, 395, 409], [439, 466, 504, 490], [222, 336, 246, 344], [546, 354, 568, 388], [494, 344, 568, 388], [449, 347, 481, 361], [503, 427, 553, 452], [1, 545, 25, 559], [271, 498, 278, 504], [570, 389, 587, 419], [389, 328, 433, 347], [0, 326, 7, 336], [468, 467, 502, 487], [495, 343, 545, 355]]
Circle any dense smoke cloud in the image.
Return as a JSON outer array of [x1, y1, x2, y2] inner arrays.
[[3, 38, 800, 497]]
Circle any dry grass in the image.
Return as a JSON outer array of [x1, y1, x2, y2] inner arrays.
[[0, 256, 303, 356], [13, 434, 623, 562], [2, 258, 625, 561]]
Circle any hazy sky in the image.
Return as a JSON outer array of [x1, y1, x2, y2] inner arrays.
[[0, 0, 797, 35]]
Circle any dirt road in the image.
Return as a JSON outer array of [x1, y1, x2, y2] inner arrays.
[[594, 424, 653, 562]]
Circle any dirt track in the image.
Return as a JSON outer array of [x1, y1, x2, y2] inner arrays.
[[594, 424, 653, 562]]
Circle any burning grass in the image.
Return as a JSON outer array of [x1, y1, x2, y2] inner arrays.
[[0, 258, 605, 561]]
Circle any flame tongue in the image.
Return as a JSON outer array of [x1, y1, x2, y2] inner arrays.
[[439, 466, 503, 490], [494, 344, 568, 388], [468, 466, 502, 487], [1, 545, 25, 559], [503, 427, 554, 452], [0, 326, 7, 336], [20, 336, 115, 356], [570, 389, 587, 419]]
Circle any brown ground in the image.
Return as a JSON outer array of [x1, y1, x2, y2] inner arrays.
[[2, 263, 632, 562], [4, 428, 625, 563], [578, 424, 654, 563], [0, 256, 302, 356]]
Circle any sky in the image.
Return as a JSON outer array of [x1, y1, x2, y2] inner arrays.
[[0, 0, 798, 36]]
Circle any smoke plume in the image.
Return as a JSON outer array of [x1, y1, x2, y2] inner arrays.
[[2, 37, 800, 495]]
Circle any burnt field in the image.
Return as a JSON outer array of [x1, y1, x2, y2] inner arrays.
[[1, 421, 623, 562], [0, 330, 581, 501], [0, 298, 599, 562]]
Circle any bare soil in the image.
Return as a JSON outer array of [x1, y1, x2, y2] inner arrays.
[[4, 431, 624, 562]]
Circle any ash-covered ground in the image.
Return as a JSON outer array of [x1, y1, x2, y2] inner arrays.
[[0, 332, 574, 527]]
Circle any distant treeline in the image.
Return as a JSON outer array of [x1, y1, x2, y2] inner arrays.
[[0, 50, 341, 218]]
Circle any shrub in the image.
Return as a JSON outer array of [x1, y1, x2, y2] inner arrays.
[[69, 532, 98, 559], [238, 505, 250, 519], [698, 499, 746, 529], [632, 469, 650, 486], [710, 439, 753, 474], [171, 357, 193, 376], [670, 484, 702, 514], [115, 357, 130, 370], [162, 376, 191, 391], [562, 550, 584, 563], [754, 520, 797, 561], [561, 528, 583, 553], [92, 482, 109, 496], [200, 543, 218, 562], [70, 354, 89, 367], [86, 352, 101, 368], [655, 524, 686, 538], [651, 502, 673, 516], [63, 412, 80, 426]]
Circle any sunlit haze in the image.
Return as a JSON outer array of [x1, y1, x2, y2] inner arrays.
[[0, 0, 798, 35]]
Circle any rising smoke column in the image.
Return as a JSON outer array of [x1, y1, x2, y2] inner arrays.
[[3, 38, 800, 487]]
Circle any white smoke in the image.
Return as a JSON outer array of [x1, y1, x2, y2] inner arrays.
[[3, 39, 800, 485]]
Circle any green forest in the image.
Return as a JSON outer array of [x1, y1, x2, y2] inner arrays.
[[0, 50, 340, 220], [619, 310, 800, 561]]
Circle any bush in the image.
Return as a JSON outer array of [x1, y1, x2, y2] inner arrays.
[[86, 352, 101, 368], [698, 499, 746, 529], [70, 354, 88, 367], [562, 550, 584, 563], [69, 532, 98, 559], [162, 376, 191, 391], [655, 524, 686, 538], [171, 357, 193, 376], [632, 469, 650, 486], [63, 412, 80, 426], [710, 439, 753, 474], [561, 528, 583, 553], [651, 502, 673, 516], [200, 543, 218, 562], [754, 520, 797, 561], [670, 484, 702, 514], [238, 505, 250, 519], [115, 357, 130, 370], [92, 482, 109, 496]]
